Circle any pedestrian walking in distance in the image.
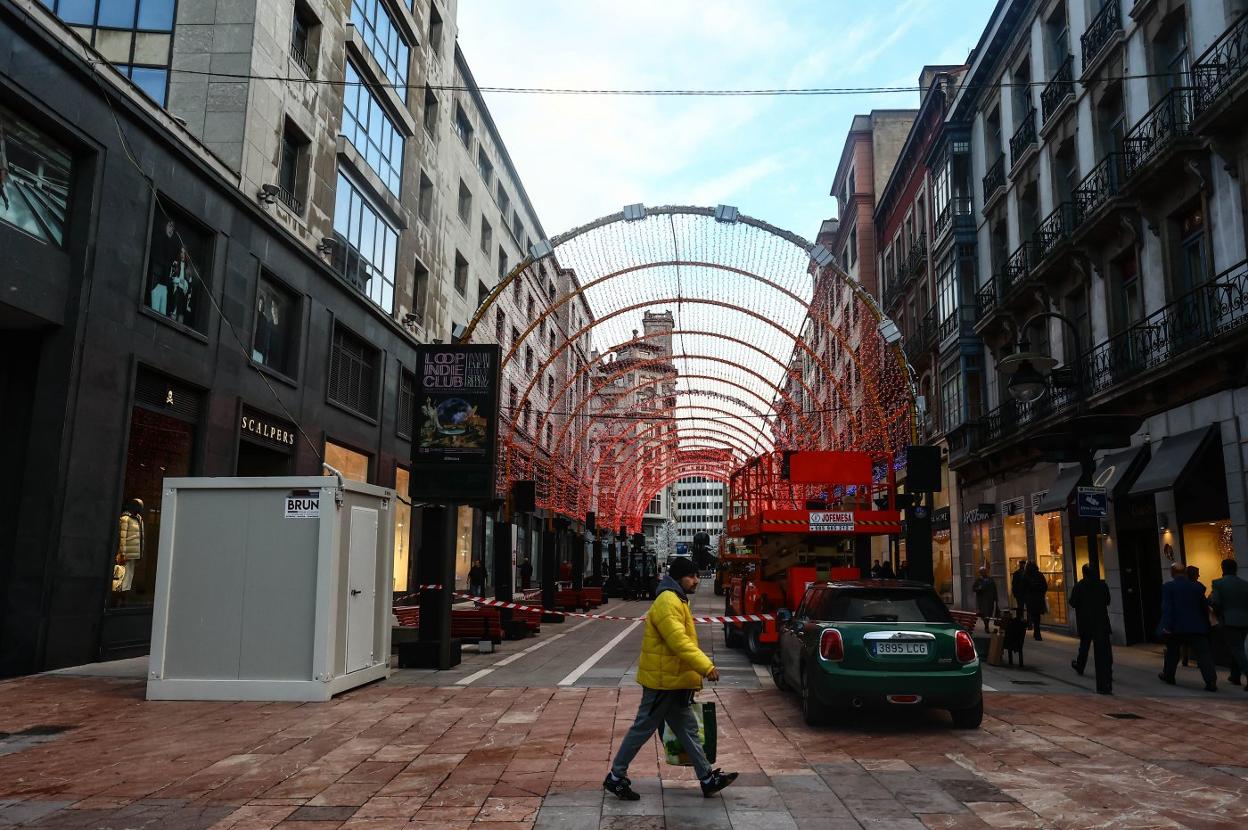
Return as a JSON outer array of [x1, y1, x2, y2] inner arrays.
[[972, 566, 998, 632], [1209, 557, 1248, 691], [468, 560, 486, 598], [1158, 562, 1218, 692], [1011, 560, 1028, 616], [1068, 564, 1113, 694], [1024, 562, 1048, 641], [604, 556, 737, 800]]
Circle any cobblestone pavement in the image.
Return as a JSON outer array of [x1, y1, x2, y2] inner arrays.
[[1, 672, 1247, 829]]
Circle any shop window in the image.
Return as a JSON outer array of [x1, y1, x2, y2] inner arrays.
[[1182, 519, 1234, 585], [327, 324, 379, 418], [324, 439, 370, 482], [1002, 504, 1028, 586], [110, 370, 202, 609], [455, 505, 474, 589], [394, 467, 410, 591], [0, 102, 72, 247], [1033, 508, 1068, 625], [144, 198, 214, 331], [252, 274, 300, 377]]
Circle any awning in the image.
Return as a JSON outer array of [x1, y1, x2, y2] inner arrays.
[[1090, 444, 1150, 496], [1128, 426, 1218, 497], [1035, 465, 1082, 513]]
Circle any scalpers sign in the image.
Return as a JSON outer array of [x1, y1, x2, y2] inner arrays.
[[240, 411, 296, 446]]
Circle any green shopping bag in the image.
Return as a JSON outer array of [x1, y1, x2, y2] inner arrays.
[[661, 700, 717, 766]]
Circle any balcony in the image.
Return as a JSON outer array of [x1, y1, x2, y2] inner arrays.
[[970, 257, 1248, 454], [1071, 152, 1129, 235], [933, 196, 974, 242], [1031, 201, 1074, 273], [999, 240, 1036, 300], [1081, 0, 1122, 76], [904, 311, 936, 367], [907, 232, 928, 276], [1041, 54, 1075, 124], [982, 154, 1006, 205], [938, 305, 975, 345], [1191, 12, 1248, 134], [1085, 259, 1248, 395], [274, 184, 303, 216], [1008, 108, 1038, 169], [975, 277, 997, 321], [1122, 87, 1195, 183]]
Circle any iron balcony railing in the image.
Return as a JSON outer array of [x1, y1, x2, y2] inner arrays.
[[1009, 108, 1038, 162], [907, 232, 928, 276], [1081, 0, 1122, 71], [982, 154, 1006, 203], [1041, 54, 1075, 122], [1192, 12, 1248, 116], [1071, 151, 1129, 228], [1123, 86, 1195, 177], [1033, 202, 1074, 264], [290, 43, 315, 77], [976, 277, 997, 319], [977, 258, 1248, 448], [939, 306, 970, 342], [1000, 241, 1035, 298], [274, 184, 303, 215], [1085, 259, 1248, 394], [920, 306, 937, 344]]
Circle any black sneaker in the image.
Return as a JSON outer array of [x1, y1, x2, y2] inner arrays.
[[700, 769, 738, 797], [1070, 660, 1083, 676], [603, 774, 640, 801]]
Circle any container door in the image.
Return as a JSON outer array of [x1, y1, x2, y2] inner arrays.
[[346, 506, 379, 673]]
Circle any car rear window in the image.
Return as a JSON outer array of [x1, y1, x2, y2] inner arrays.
[[818, 589, 952, 623]]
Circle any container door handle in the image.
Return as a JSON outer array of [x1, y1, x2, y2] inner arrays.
[[350, 588, 362, 596]]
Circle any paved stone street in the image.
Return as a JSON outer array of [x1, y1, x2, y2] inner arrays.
[[3, 586, 1248, 830]]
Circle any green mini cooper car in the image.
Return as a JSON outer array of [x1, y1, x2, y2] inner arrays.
[[772, 580, 983, 728]]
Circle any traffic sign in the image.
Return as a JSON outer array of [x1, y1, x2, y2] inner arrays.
[[1076, 486, 1108, 518]]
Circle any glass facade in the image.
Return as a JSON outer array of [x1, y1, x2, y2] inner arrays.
[[332, 171, 397, 313], [350, 0, 409, 99], [0, 102, 73, 246], [342, 62, 404, 197], [394, 467, 410, 591], [42, 0, 176, 105], [1034, 510, 1068, 625]]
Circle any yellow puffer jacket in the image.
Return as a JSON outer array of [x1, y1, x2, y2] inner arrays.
[[117, 513, 143, 561], [636, 582, 714, 690]]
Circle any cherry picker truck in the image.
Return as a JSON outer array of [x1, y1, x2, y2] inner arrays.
[[720, 450, 902, 663]]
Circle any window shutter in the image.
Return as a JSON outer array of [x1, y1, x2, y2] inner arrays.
[[328, 326, 378, 417]]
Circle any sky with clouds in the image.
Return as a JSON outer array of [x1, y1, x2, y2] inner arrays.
[[456, 0, 996, 242]]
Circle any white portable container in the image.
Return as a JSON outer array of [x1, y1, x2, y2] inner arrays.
[[146, 476, 395, 701]]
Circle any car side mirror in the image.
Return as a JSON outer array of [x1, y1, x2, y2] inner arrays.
[[776, 608, 792, 625]]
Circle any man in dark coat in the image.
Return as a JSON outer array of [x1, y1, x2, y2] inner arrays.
[[1210, 558, 1248, 690], [1024, 562, 1048, 641], [518, 557, 533, 590], [972, 566, 998, 632], [1159, 562, 1217, 691], [1068, 563, 1113, 694], [1011, 560, 1028, 615]]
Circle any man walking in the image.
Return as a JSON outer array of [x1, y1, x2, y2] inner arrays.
[[1158, 562, 1218, 691], [1068, 564, 1113, 694], [972, 566, 998, 633], [604, 556, 737, 800], [1024, 562, 1048, 641], [1210, 558, 1248, 691], [1011, 560, 1028, 616]]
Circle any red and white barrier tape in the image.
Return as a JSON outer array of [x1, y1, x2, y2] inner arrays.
[[393, 586, 774, 624]]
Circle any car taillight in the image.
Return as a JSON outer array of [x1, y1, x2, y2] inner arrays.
[[955, 629, 976, 663], [819, 628, 844, 662]]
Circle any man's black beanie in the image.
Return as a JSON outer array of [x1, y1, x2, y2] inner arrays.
[[667, 557, 697, 580]]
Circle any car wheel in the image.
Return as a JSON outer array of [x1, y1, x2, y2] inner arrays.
[[745, 625, 769, 664], [724, 622, 743, 648], [950, 699, 983, 729], [770, 653, 792, 692], [801, 667, 829, 727]]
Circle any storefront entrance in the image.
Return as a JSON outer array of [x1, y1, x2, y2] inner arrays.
[[236, 405, 296, 476]]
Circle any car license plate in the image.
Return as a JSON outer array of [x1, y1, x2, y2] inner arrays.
[[874, 642, 928, 656]]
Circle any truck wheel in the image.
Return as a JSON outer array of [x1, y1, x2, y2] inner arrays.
[[950, 700, 983, 729], [724, 622, 743, 648], [770, 653, 791, 692], [745, 625, 769, 664], [801, 667, 829, 727]]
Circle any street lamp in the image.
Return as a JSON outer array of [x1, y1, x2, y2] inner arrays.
[[1005, 356, 1051, 403]]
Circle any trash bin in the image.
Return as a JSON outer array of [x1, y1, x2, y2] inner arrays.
[[146, 476, 395, 701]]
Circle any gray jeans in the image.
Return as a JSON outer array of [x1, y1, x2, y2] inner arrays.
[[611, 687, 711, 780]]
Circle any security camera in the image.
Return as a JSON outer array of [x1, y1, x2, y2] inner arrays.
[[257, 183, 280, 204], [316, 237, 336, 255], [403, 313, 421, 326]]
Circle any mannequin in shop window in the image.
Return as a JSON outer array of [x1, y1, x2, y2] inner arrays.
[[111, 499, 145, 594], [168, 246, 193, 324]]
